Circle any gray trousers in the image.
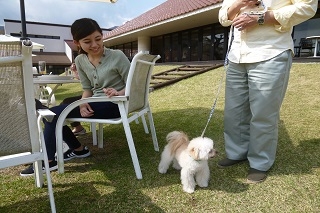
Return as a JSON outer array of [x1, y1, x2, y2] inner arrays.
[[224, 50, 292, 171]]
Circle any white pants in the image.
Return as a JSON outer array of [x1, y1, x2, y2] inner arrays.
[[224, 50, 292, 171]]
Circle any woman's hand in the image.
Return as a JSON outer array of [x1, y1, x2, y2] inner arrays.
[[103, 88, 119, 97], [79, 103, 94, 117], [70, 63, 80, 80]]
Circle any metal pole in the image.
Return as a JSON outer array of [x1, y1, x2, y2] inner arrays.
[[19, 0, 27, 39]]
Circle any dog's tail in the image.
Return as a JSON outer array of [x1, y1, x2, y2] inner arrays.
[[166, 131, 189, 156]]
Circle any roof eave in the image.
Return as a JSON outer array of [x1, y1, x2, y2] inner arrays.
[[103, 4, 222, 46]]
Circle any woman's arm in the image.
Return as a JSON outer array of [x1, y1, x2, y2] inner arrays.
[[103, 87, 125, 97], [81, 90, 93, 99], [79, 89, 94, 117]]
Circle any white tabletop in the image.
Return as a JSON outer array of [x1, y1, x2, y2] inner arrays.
[[306, 36, 320, 39], [33, 78, 80, 84], [33, 77, 80, 107]]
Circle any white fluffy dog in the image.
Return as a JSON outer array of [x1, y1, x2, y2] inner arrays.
[[158, 131, 217, 193]]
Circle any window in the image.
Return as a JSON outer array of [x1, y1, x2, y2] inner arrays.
[[171, 33, 179, 62], [202, 27, 213, 61], [213, 26, 226, 60], [10, 33, 60, 40], [190, 29, 199, 61], [164, 35, 171, 62], [181, 31, 190, 62], [151, 36, 163, 62]]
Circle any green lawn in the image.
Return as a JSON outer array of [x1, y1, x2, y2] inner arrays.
[[0, 62, 319, 212]]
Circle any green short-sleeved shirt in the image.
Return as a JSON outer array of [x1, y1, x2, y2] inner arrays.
[[75, 48, 130, 97]]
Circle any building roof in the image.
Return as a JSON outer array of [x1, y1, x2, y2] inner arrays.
[[65, 40, 78, 52], [104, 0, 222, 40]]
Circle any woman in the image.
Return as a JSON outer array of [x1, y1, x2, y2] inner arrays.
[[21, 18, 131, 176], [217, 0, 317, 183]]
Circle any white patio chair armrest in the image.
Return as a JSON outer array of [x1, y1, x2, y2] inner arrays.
[[79, 96, 129, 104], [37, 109, 56, 122], [55, 95, 129, 174], [59, 96, 129, 114]]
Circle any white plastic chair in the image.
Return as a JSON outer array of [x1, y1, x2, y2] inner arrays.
[[38, 86, 56, 107], [0, 40, 56, 213], [56, 51, 161, 179]]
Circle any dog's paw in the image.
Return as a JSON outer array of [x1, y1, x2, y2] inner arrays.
[[183, 186, 195, 194], [172, 164, 181, 170], [158, 165, 168, 174], [197, 182, 208, 188]]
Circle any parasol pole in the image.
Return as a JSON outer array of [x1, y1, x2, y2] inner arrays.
[[19, 0, 27, 39]]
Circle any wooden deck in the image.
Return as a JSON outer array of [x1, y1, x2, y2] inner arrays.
[[151, 63, 223, 90], [159, 56, 320, 66], [152, 57, 319, 90]]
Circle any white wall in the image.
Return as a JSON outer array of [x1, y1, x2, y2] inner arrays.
[[5, 21, 72, 53], [4, 21, 110, 53]]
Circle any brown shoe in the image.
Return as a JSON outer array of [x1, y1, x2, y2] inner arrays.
[[217, 158, 247, 168], [247, 168, 267, 184]]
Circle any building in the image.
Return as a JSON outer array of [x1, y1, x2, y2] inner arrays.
[[0, 26, 4, 34], [103, 0, 320, 62], [3, 0, 320, 73], [3, 19, 111, 74]]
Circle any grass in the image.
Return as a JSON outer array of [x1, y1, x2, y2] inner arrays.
[[1, 62, 320, 212]]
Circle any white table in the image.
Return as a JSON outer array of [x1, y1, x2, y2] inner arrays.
[[306, 36, 320, 57], [34, 77, 80, 106]]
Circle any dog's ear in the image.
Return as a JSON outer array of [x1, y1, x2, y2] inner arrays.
[[189, 147, 199, 160]]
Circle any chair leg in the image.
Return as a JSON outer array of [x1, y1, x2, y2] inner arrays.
[[123, 124, 143, 179], [34, 160, 44, 188], [91, 123, 97, 146], [134, 114, 149, 133], [56, 128, 65, 174], [98, 123, 104, 148], [147, 109, 159, 152], [141, 114, 149, 134], [45, 170, 57, 213], [45, 86, 56, 107], [41, 137, 57, 213], [119, 104, 142, 179], [43, 156, 57, 213]]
